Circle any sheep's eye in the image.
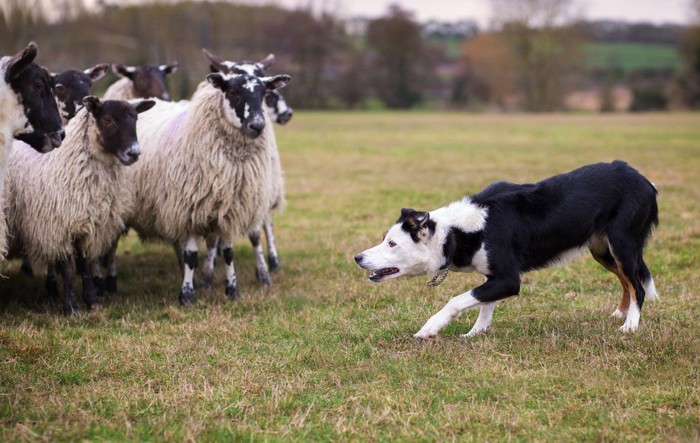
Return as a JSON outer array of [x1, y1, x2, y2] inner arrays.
[[388, 240, 396, 248], [103, 116, 114, 125]]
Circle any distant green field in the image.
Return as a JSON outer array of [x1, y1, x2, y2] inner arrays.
[[586, 42, 681, 72], [1, 112, 699, 440]]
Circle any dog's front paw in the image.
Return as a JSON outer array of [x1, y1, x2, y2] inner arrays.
[[413, 324, 439, 339], [461, 326, 487, 338], [619, 321, 639, 333]]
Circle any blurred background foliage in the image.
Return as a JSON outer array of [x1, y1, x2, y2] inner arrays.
[[1, 0, 698, 112]]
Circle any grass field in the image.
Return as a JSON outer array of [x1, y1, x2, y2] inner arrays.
[[1, 112, 699, 441]]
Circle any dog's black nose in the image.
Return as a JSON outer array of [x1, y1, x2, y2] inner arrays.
[[354, 254, 364, 264]]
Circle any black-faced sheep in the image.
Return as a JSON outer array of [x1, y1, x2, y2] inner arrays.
[[3, 97, 154, 314], [0, 43, 64, 261], [103, 62, 178, 100], [125, 70, 290, 305]]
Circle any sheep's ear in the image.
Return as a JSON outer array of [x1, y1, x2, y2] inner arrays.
[[53, 83, 67, 100], [134, 99, 155, 114], [206, 73, 228, 91], [41, 66, 55, 87], [112, 64, 135, 79], [159, 62, 178, 75], [262, 74, 290, 91], [257, 53, 275, 70], [85, 63, 109, 81], [6, 42, 38, 83], [83, 95, 101, 115]]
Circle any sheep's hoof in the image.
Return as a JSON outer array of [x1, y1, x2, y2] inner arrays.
[[201, 273, 214, 290], [256, 269, 271, 286], [93, 276, 106, 297], [105, 276, 117, 295], [268, 254, 280, 273], [87, 302, 102, 311], [63, 303, 79, 316], [179, 289, 194, 306], [225, 283, 240, 301]]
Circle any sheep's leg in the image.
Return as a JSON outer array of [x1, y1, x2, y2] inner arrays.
[[97, 240, 119, 296], [263, 217, 280, 272], [75, 250, 100, 310], [44, 263, 59, 303], [20, 259, 34, 276], [249, 228, 271, 286], [57, 259, 79, 316], [221, 240, 240, 301], [90, 261, 105, 297], [201, 234, 218, 289], [179, 236, 198, 306]]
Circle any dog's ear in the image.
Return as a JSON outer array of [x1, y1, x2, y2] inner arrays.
[[398, 208, 434, 242]]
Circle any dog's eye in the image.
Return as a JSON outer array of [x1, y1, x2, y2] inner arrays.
[[388, 240, 396, 248]]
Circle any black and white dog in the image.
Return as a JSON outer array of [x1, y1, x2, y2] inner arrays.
[[355, 161, 659, 338]]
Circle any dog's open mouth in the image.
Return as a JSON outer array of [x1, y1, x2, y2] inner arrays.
[[369, 267, 400, 282]]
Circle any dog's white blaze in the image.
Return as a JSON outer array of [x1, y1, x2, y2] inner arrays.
[[414, 290, 482, 338]]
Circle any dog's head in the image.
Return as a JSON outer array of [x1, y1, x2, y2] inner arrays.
[[354, 208, 438, 282]]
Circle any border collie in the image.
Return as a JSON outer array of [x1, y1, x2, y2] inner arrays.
[[354, 161, 659, 338]]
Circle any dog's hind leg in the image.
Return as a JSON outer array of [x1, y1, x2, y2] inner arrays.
[[606, 233, 646, 333], [462, 302, 497, 337], [590, 243, 630, 319]]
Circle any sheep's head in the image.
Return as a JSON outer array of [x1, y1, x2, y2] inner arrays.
[[206, 72, 291, 139], [6, 42, 64, 153], [203, 49, 293, 125], [112, 62, 178, 101], [83, 96, 155, 166], [51, 63, 109, 123]]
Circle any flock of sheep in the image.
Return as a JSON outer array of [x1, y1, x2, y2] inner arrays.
[[0, 43, 294, 314]]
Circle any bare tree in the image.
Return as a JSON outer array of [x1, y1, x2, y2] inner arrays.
[[366, 5, 430, 108], [490, 0, 585, 111]]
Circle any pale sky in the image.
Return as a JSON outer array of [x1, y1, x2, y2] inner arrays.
[[270, 0, 692, 26]]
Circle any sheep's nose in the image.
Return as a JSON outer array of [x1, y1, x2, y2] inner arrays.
[[354, 254, 364, 264]]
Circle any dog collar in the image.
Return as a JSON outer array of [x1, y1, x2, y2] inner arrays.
[[427, 268, 449, 287]]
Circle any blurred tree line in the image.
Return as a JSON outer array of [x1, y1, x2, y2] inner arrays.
[[1, 0, 698, 111]]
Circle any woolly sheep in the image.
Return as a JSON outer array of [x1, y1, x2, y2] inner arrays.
[[199, 50, 293, 287], [103, 62, 178, 101], [0, 43, 63, 261], [16, 63, 109, 277], [3, 96, 154, 314], [124, 70, 290, 305]]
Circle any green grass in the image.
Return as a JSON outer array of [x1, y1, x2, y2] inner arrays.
[[1, 112, 699, 441], [585, 42, 681, 72]]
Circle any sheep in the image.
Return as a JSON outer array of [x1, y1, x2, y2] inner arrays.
[[51, 64, 110, 124], [88, 62, 178, 292], [16, 63, 109, 277], [103, 62, 178, 100], [0, 42, 64, 261], [198, 49, 293, 287], [124, 70, 290, 305], [3, 96, 154, 314]]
